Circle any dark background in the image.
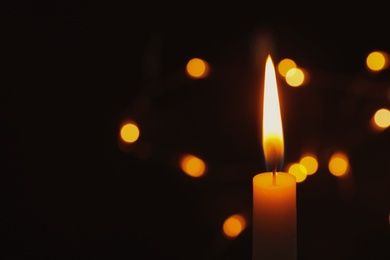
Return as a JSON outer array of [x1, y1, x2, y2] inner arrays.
[[0, 1, 389, 259]]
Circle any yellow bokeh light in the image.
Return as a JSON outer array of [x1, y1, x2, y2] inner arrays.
[[366, 51, 388, 72], [278, 58, 297, 77], [285, 68, 305, 87], [222, 214, 247, 239], [287, 163, 307, 183], [186, 58, 209, 78], [299, 154, 318, 175], [120, 122, 140, 143], [373, 108, 390, 128], [328, 152, 349, 177], [180, 154, 206, 178]]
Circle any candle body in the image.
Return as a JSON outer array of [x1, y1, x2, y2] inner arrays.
[[252, 172, 296, 260]]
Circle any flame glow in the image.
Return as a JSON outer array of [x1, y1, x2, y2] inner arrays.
[[262, 55, 284, 170]]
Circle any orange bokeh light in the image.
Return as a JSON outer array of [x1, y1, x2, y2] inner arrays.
[[278, 58, 296, 77], [328, 152, 349, 177], [222, 214, 247, 239], [186, 58, 209, 78], [299, 154, 318, 175], [120, 122, 140, 143], [287, 163, 307, 183], [366, 51, 389, 72], [180, 154, 207, 177]]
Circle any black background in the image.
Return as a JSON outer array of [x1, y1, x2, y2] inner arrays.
[[0, 1, 389, 259]]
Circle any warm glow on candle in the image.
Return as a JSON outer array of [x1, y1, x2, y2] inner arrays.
[[262, 55, 284, 170]]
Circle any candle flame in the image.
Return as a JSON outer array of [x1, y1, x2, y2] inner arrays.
[[262, 55, 284, 171]]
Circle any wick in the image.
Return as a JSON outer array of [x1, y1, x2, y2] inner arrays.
[[272, 167, 276, 185]]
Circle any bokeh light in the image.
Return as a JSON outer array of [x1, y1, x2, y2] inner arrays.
[[366, 51, 389, 72], [287, 163, 307, 183], [179, 154, 207, 178], [277, 58, 296, 77], [328, 152, 349, 177], [285, 67, 305, 87], [120, 122, 140, 143], [299, 154, 318, 175], [186, 58, 210, 78], [222, 214, 247, 239], [373, 108, 390, 129]]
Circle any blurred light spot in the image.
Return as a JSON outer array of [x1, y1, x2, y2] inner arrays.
[[373, 108, 390, 128], [288, 163, 307, 183], [366, 51, 389, 72], [278, 58, 296, 77], [180, 154, 207, 177], [285, 68, 305, 87], [222, 214, 247, 239], [299, 154, 318, 175], [328, 152, 349, 177], [120, 122, 140, 143], [186, 58, 209, 78]]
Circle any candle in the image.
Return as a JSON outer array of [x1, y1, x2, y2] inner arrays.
[[252, 54, 297, 260]]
